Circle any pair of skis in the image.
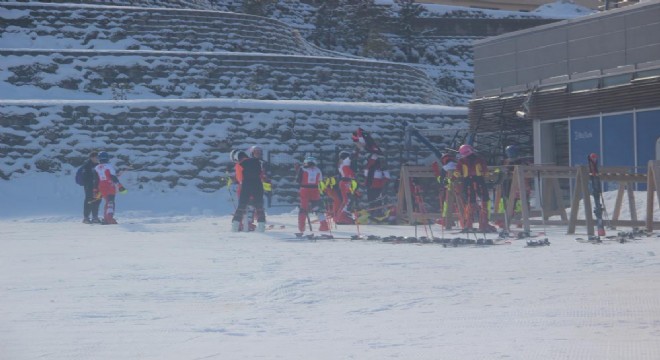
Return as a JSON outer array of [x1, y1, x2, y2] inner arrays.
[[587, 153, 607, 237]]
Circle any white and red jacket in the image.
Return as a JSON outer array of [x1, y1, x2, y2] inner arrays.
[[297, 165, 323, 207], [338, 157, 355, 180], [364, 168, 390, 189], [297, 166, 323, 189], [94, 163, 119, 196]]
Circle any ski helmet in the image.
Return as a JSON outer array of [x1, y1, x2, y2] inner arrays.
[[339, 151, 351, 160], [98, 151, 110, 163], [235, 150, 248, 161], [229, 149, 238, 163], [248, 145, 263, 159], [458, 144, 473, 157], [505, 145, 518, 159], [303, 156, 317, 166]]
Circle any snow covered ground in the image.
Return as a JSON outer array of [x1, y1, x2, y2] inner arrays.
[[3, 173, 660, 359]]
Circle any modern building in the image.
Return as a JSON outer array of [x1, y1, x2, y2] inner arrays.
[[417, 0, 603, 11], [469, 0, 660, 172]]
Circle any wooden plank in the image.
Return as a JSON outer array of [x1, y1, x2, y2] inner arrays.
[[567, 166, 583, 234], [579, 166, 595, 236], [517, 164, 531, 233]]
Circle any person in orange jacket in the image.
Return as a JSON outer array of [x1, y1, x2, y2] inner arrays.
[[231, 150, 266, 232]]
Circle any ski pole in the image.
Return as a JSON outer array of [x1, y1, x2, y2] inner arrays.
[[307, 212, 313, 232], [226, 175, 236, 210], [537, 170, 547, 236]]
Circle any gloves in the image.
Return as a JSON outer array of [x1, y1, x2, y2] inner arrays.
[[117, 184, 128, 194], [93, 189, 101, 201]]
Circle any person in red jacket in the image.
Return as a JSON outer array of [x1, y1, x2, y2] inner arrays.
[[364, 156, 390, 219], [94, 151, 126, 225], [336, 150, 357, 224], [231, 150, 266, 232], [454, 144, 496, 233], [295, 156, 330, 233]]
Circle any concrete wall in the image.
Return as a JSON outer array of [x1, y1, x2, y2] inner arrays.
[[473, 1, 660, 93]]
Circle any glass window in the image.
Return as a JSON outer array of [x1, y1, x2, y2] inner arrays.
[[602, 73, 632, 87], [569, 79, 599, 92]]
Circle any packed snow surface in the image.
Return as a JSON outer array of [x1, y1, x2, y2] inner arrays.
[[2, 173, 660, 359]]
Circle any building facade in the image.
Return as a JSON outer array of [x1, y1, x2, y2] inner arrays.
[[416, 0, 647, 12], [470, 1, 660, 172]]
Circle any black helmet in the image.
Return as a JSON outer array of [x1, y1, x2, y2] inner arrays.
[[235, 150, 248, 161], [339, 151, 351, 160], [505, 145, 518, 159], [98, 151, 110, 163]]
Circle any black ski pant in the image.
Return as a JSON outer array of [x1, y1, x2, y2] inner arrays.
[[83, 184, 100, 220], [367, 187, 384, 216], [232, 184, 265, 223]]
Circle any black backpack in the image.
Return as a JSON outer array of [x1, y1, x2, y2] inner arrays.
[[75, 165, 85, 186]]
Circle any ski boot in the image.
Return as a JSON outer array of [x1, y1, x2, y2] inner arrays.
[[256, 222, 266, 232], [231, 221, 240, 232]]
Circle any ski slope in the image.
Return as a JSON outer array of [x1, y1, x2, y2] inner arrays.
[[2, 180, 660, 359]]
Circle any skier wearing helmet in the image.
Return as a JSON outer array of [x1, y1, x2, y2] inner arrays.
[[454, 144, 496, 233], [231, 150, 266, 232], [94, 151, 126, 225], [295, 155, 329, 233], [336, 150, 357, 224], [432, 152, 460, 229]]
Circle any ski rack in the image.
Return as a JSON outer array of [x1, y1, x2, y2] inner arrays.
[[504, 165, 574, 233], [396, 164, 504, 227], [397, 165, 443, 225], [569, 160, 660, 235], [396, 161, 660, 234]]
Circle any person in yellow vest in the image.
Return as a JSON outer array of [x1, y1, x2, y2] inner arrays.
[[319, 175, 341, 227], [454, 144, 497, 233]]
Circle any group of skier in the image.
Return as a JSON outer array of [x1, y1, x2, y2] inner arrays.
[[226, 126, 535, 235], [431, 143, 532, 232], [78, 128, 529, 235], [78, 150, 126, 225]]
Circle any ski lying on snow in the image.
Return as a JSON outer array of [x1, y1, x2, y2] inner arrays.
[[283, 234, 523, 247]]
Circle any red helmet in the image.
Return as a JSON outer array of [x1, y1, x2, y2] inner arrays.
[[458, 144, 473, 157]]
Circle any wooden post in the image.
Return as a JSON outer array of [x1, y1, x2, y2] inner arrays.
[[647, 161, 660, 232]]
